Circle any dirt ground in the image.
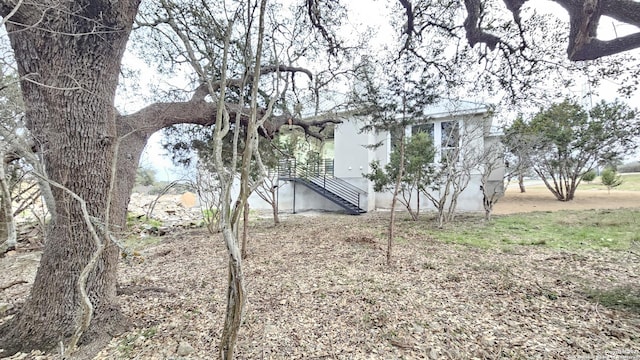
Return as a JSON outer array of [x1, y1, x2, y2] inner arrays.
[[1, 187, 639, 359]]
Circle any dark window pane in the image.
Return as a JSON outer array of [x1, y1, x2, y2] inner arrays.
[[412, 123, 434, 140], [441, 121, 459, 148]]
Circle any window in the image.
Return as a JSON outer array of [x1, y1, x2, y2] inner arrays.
[[412, 123, 434, 139], [440, 121, 459, 162], [390, 127, 405, 150], [387, 120, 461, 163]]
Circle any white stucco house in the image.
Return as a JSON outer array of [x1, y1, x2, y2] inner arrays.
[[250, 99, 504, 215]]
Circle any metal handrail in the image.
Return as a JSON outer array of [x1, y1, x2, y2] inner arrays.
[[277, 158, 366, 210]]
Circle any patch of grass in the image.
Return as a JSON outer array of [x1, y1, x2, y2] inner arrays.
[[545, 292, 559, 301], [141, 327, 157, 338], [201, 208, 219, 222], [401, 209, 640, 251], [579, 173, 640, 191], [122, 212, 165, 253], [117, 334, 138, 358], [126, 212, 163, 228], [121, 233, 162, 252], [586, 286, 640, 314], [394, 236, 409, 244]]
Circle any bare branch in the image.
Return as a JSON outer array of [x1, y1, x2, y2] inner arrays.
[[0, 0, 24, 27], [191, 65, 313, 102], [463, 0, 502, 51], [306, 0, 341, 55], [29, 171, 104, 354], [442, 0, 640, 61], [569, 32, 640, 61]]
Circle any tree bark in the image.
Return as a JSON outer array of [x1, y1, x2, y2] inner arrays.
[[0, 158, 16, 253], [241, 201, 249, 259], [518, 174, 526, 193], [388, 133, 405, 266], [0, 0, 339, 355], [0, 1, 141, 354], [271, 187, 280, 225]]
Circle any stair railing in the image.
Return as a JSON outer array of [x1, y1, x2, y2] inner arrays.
[[278, 158, 366, 211]]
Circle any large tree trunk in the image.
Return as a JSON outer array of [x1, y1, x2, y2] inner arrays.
[[0, 1, 141, 354], [0, 1, 335, 356]]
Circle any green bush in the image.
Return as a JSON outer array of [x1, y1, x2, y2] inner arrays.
[[135, 167, 156, 186], [581, 169, 597, 183], [601, 168, 623, 193]]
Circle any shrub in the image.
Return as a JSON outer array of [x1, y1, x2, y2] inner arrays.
[[601, 168, 623, 193], [136, 167, 156, 186], [581, 169, 597, 183]]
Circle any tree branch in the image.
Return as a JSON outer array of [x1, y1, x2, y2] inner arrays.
[[0, 0, 23, 27], [0, 0, 28, 22], [566, 0, 601, 59], [120, 97, 341, 141], [569, 32, 640, 61], [398, 0, 414, 35], [599, 0, 640, 25], [191, 65, 313, 102], [459, 0, 640, 60], [268, 113, 343, 140], [463, 0, 502, 51], [306, 0, 341, 55]]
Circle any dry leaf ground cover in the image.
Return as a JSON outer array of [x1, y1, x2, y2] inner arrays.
[[105, 211, 639, 359], [2, 186, 640, 359]]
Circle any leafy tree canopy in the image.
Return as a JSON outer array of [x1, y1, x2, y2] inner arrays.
[[502, 99, 640, 201]]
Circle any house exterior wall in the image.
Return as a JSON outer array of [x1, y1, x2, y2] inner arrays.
[[333, 116, 377, 211], [247, 101, 504, 215], [333, 117, 370, 179], [484, 134, 506, 182], [330, 107, 504, 213], [363, 112, 488, 212], [371, 172, 486, 211], [240, 179, 346, 213]]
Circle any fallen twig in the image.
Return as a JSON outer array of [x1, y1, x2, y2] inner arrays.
[[1, 279, 28, 290]]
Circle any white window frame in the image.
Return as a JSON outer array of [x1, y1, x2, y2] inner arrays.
[[385, 118, 462, 164]]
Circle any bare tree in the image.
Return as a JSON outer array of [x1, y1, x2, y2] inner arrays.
[[252, 169, 281, 225], [502, 116, 541, 193], [479, 139, 507, 221], [192, 165, 224, 234], [355, 52, 439, 264], [422, 112, 489, 227], [0, 0, 340, 355], [136, 0, 324, 356]]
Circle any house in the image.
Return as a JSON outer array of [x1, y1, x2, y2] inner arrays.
[[333, 99, 504, 213], [250, 99, 504, 215]]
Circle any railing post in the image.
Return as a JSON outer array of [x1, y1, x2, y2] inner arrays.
[[292, 158, 297, 179]]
